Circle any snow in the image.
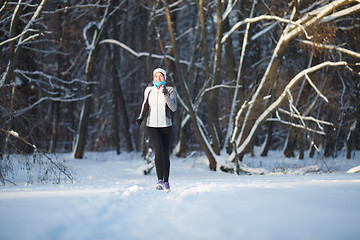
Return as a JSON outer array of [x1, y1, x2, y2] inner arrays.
[[9, 130, 19, 138], [1, 150, 360, 240], [347, 165, 360, 173]]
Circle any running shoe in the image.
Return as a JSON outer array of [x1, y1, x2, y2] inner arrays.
[[164, 182, 171, 193], [156, 179, 164, 190]]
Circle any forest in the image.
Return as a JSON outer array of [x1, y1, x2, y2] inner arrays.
[[1, 0, 359, 179]]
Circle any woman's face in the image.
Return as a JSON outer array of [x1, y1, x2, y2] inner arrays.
[[154, 72, 165, 82]]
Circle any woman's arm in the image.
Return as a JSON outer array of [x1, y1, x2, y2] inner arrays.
[[164, 87, 177, 112], [137, 87, 151, 121]]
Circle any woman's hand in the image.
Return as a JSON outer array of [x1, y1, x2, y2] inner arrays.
[[136, 118, 143, 125], [162, 86, 169, 96]]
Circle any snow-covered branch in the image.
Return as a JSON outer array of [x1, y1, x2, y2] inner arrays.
[[277, 108, 333, 130], [222, 0, 239, 20], [204, 82, 240, 92], [304, 74, 329, 103], [0, 1, 6, 12], [12, 95, 92, 117], [0, 29, 38, 47], [298, 39, 360, 59], [287, 0, 357, 38], [250, 0, 332, 41], [83, 22, 98, 51], [230, 100, 248, 144], [0, 128, 74, 183], [269, 116, 326, 135], [231, 95, 271, 145], [235, 61, 348, 155], [17, 0, 47, 46], [221, 14, 312, 44], [42, 3, 110, 14], [14, 70, 97, 86], [319, 3, 360, 24], [229, 0, 357, 161], [100, 39, 191, 66], [224, 0, 257, 149], [155, 0, 185, 16], [1, 0, 48, 87], [225, 0, 358, 44]]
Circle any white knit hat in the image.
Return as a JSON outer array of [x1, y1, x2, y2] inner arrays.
[[153, 68, 166, 81]]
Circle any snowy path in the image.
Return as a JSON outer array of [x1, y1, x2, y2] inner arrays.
[[1, 152, 360, 240]]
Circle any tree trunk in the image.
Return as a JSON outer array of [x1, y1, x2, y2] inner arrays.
[[224, 0, 257, 153], [222, 17, 236, 86], [222, 17, 237, 147], [309, 134, 318, 158], [352, 84, 360, 155], [163, 0, 217, 170], [323, 109, 335, 157], [260, 120, 273, 157], [112, 15, 134, 153], [49, 101, 59, 153], [145, 0, 154, 84], [116, 66, 134, 152], [199, 0, 220, 155], [175, 117, 190, 157], [74, 1, 117, 158], [175, 12, 201, 157], [74, 13, 101, 158], [208, 0, 223, 155], [50, 1, 66, 153], [2, 1, 24, 154], [298, 131, 304, 160], [283, 127, 296, 158], [309, 105, 323, 158], [110, 50, 121, 155], [73, 82, 94, 159], [346, 131, 353, 159]]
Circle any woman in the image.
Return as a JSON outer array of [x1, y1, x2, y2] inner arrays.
[[137, 68, 177, 192]]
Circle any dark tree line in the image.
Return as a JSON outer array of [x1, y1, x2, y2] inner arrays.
[[1, 0, 359, 173]]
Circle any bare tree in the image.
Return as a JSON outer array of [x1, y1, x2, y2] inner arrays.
[[225, 0, 360, 166], [73, 0, 123, 158], [162, 0, 218, 170], [1, 0, 359, 174]]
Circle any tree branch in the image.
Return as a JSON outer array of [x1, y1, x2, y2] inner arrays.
[[319, 3, 360, 24], [0, 129, 74, 183], [221, 14, 312, 44], [298, 39, 360, 59], [100, 39, 191, 66], [277, 108, 333, 130], [11, 95, 92, 117], [235, 61, 348, 155]]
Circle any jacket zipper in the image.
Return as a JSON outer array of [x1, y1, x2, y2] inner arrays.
[[157, 90, 159, 127]]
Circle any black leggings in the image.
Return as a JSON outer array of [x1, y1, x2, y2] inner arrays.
[[147, 126, 172, 182]]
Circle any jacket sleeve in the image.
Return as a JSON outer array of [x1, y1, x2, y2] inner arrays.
[[138, 87, 151, 120], [164, 87, 177, 112]]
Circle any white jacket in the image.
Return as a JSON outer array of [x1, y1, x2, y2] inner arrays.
[[138, 85, 177, 128]]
